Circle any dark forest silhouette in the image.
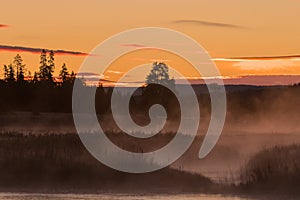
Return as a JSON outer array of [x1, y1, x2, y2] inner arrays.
[[2, 51, 300, 122], [0, 52, 181, 116], [1, 51, 77, 113]]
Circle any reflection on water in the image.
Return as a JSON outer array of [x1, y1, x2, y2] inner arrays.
[[0, 193, 253, 200]]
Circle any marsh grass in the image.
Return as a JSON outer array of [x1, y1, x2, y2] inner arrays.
[[239, 144, 300, 194], [0, 131, 215, 194]]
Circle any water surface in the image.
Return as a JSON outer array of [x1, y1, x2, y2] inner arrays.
[[0, 193, 253, 200]]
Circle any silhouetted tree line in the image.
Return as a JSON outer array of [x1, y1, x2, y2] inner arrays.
[[0, 54, 180, 116], [0, 51, 112, 114], [2, 52, 300, 119]]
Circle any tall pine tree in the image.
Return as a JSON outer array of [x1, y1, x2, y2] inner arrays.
[[59, 63, 69, 82], [13, 54, 26, 82], [39, 49, 48, 80], [47, 50, 55, 81], [39, 50, 55, 82]]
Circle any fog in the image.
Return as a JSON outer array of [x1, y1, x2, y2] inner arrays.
[[1, 85, 300, 185]]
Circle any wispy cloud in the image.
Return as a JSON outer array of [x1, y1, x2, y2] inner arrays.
[[172, 20, 245, 29], [107, 70, 124, 75], [76, 72, 101, 77], [0, 45, 89, 56], [213, 54, 300, 70], [228, 55, 300, 60], [76, 72, 110, 83], [129, 57, 171, 62], [213, 55, 300, 62], [233, 60, 297, 70], [176, 76, 235, 80], [0, 24, 9, 28], [175, 75, 300, 86], [120, 44, 161, 51], [120, 44, 146, 48]]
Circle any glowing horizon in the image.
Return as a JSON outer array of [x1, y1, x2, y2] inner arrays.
[[1, 0, 300, 85]]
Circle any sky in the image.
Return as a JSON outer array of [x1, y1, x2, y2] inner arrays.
[[1, 0, 300, 85]]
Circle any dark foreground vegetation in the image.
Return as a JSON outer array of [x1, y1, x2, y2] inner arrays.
[[0, 132, 299, 199], [239, 145, 300, 196], [0, 132, 219, 194], [2, 131, 300, 197]]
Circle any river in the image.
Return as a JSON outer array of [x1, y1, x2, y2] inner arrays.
[[0, 193, 253, 200]]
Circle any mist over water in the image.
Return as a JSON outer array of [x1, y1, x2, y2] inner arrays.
[[1, 85, 300, 199]]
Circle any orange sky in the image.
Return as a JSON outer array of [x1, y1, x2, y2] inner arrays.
[[1, 0, 300, 85]]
